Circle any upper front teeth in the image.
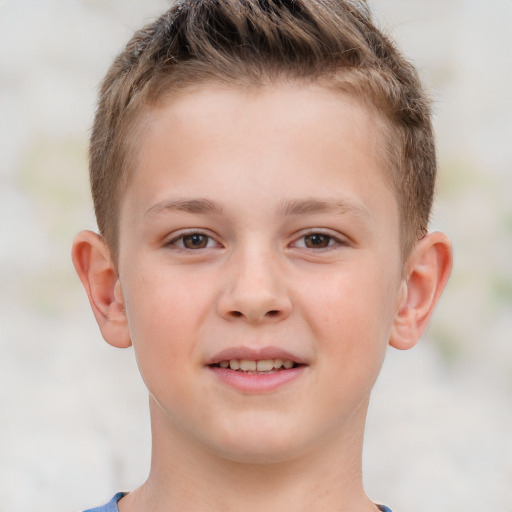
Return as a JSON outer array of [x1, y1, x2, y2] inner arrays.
[[217, 358, 295, 371]]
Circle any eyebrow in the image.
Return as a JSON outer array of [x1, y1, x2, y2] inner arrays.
[[144, 196, 371, 220], [145, 198, 223, 217], [278, 197, 371, 219]]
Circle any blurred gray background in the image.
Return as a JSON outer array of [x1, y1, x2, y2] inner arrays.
[[1, 1, 511, 511]]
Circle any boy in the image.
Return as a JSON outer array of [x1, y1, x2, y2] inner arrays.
[[72, 1, 452, 511]]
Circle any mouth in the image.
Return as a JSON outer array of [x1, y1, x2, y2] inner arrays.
[[209, 358, 301, 373], [206, 348, 307, 392]]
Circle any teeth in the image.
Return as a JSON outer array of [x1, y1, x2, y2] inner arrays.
[[239, 360, 257, 371], [218, 358, 297, 372], [256, 359, 274, 371]]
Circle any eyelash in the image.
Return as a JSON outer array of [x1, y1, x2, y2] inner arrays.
[[290, 231, 349, 250], [167, 231, 220, 250], [166, 230, 349, 251]]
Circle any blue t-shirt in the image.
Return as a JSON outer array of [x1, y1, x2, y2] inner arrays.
[[83, 493, 393, 511], [82, 493, 127, 512]]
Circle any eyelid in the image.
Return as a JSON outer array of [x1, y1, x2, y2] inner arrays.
[[289, 229, 351, 249], [166, 229, 222, 249]]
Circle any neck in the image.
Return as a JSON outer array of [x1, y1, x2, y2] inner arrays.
[[120, 397, 377, 512]]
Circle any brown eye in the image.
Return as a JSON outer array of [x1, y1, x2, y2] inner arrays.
[[303, 234, 332, 248], [182, 234, 210, 249]]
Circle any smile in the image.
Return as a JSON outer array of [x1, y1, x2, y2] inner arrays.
[[211, 358, 298, 372], [207, 350, 307, 393]]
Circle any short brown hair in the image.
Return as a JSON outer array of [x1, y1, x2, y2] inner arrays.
[[90, 0, 435, 259]]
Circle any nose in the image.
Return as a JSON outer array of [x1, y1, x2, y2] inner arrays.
[[216, 246, 292, 324]]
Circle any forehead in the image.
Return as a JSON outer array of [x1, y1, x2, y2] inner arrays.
[[145, 82, 384, 150], [121, 83, 397, 229]]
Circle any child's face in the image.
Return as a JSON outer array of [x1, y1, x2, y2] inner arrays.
[[116, 84, 405, 462]]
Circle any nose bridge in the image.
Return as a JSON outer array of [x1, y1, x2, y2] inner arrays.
[[217, 238, 291, 323]]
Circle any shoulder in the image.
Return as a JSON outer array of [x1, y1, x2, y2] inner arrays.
[[82, 493, 127, 512]]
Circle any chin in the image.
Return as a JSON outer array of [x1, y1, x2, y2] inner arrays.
[[207, 420, 312, 465], [216, 443, 304, 465]]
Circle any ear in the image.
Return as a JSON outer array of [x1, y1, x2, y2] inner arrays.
[[389, 232, 453, 350], [71, 230, 132, 348]]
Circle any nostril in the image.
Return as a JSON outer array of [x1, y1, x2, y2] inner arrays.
[[225, 309, 285, 321]]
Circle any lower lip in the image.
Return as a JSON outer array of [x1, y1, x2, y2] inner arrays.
[[208, 366, 306, 393]]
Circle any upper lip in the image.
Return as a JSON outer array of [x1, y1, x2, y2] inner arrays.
[[205, 346, 307, 366]]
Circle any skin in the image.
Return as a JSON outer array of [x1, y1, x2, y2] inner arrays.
[[73, 83, 452, 512]]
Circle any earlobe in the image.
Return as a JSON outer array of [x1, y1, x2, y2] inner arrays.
[[389, 232, 453, 350], [71, 230, 132, 348]]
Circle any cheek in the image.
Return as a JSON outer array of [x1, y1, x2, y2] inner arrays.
[[121, 268, 214, 384], [124, 263, 210, 330], [298, 264, 398, 357]]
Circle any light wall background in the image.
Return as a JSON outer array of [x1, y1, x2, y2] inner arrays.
[[1, 1, 510, 511]]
